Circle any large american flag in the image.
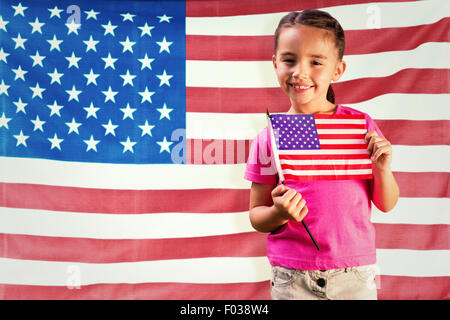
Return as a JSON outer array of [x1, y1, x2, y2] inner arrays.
[[269, 113, 373, 181], [0, 0, 449, 300]]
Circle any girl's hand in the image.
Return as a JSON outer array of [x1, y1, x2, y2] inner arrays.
[[271, 184, 308, 222], [365, 130, 393, 172]]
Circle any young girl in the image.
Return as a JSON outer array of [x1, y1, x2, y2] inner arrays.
[[245, 10, 399, 300]]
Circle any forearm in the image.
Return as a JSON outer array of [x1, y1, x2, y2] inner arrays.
[[371, 168, 399, 212], [249, 205, 288, 233]]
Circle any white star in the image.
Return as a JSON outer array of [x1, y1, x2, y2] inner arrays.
[[119, 36, 136, 53], [156, 69, 173, 87], [85, 9, 100, 20], [65, 117, 82, 134], [102, 52, 117, 69], [48, 133, 63, 150], [138, 22, 154, 37], [48, 6, 63, 19], [156, 37, 173, 53], [29, 17, 45, 34], [12, 3, 27, 17], [83, 35, 99, 52], [31, 115, 45, 132], [138, 53, 154, 70], [0, 16, 9, 32], [101, 21, 117, 36], [48, 68, 63, 84], [47, 34, 63, 51], [0, 113, 12, 129], [156, 136, 173, 153], [13, 97, 27, 113], [66, 85, 82, 102], [30, 50, 46, 67], [138, 86, 155, 104], [66, 52, 81, 68], [30, 83, 45, 99], [84, 102, 100, 119], [0, 80, 10, 96], [83, 68, 99, 86], [102, 86, 118, 103], [121, 13, 135, 22], [83, 135, 100, 152], [46, 100, 63, 117], [120, 69, 136, 87], [12, 33, 27, 49], [120, 137, 137, 153], [156, 103, 173, 120], [13, 130, 29, 147], [102, 119, 118, 136], [138, 120, 155, 137], [120, 103, 136, 120], [66, 19, 81, 35], [157, 14, 173, 23], [0, 48, 9, 63], [12, 65, 27, 81]]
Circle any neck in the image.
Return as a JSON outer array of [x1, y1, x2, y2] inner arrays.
[[287, 101, 337, 115]]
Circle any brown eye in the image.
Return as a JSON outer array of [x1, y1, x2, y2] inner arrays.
[[312, 61, 322, 66]]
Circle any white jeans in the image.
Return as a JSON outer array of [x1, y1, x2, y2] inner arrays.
[[271, 264, 378, 300]]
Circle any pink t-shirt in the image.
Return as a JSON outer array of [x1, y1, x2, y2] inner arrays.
[[244, 105, 384, 270]]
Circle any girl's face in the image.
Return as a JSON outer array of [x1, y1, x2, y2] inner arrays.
[[272, 24, 346, 113]]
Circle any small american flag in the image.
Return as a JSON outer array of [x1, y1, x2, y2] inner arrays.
[[269, 114, 372, 181]]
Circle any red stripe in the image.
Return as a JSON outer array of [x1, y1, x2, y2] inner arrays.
[[186, 18, 450, 60], [0, 173, 446, 216], [374, 224, 449, 250], [186, 69, 450, 112], [186, 0, 419, 17], [1, 224, 445, 265], [0, 282, 271, 300], [280, 154, 369, 160], [316, 124, 366, 129], [2, 276, 447, 300], [0, 232, 267, 263], [318, 144, 366, 149], [284, 173, 373, 181], [317, 134, 365, 139], [282, 164, 372, 171], [314, 114, 365, 120], [378, 276, 450, 300]]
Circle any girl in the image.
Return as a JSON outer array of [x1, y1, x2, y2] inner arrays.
[[245, 10, 399, 300]]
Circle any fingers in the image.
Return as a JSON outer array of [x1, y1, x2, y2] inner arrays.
[[365, 130, 392, 162], [272, 185, 308, 222]]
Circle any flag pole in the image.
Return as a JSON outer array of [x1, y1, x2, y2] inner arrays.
[[266, 109, 320, 251]]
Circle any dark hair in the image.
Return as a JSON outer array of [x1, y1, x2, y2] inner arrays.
[[274, 10, 345, 104]]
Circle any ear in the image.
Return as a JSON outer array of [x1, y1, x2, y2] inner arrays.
[[272, 54, 277, 70], [332, 60, 346, 82]]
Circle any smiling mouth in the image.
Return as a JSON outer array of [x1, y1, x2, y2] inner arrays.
[[289, 83, 314, 92]]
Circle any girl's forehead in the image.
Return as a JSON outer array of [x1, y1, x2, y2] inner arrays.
[[277, 25, 337, 56]]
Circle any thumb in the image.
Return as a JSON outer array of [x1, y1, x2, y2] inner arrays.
[[271, 183, 289, 198]]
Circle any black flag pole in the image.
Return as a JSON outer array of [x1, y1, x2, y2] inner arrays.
[[266, 109, 320, 251]]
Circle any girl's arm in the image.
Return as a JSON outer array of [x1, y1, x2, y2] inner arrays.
[[365, 130, 400, 212], [249, 182, 309, 233]]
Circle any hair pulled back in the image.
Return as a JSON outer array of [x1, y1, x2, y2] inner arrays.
[[274, 10, 345, 104]]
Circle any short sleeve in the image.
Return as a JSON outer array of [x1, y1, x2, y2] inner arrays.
[[244, 126, 278, 185], [365, 113, 385, 139]]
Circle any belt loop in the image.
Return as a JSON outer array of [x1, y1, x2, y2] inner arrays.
[[344, 267, 349, 273]]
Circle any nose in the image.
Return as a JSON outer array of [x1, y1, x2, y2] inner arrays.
[[292, 60, 309, 80]]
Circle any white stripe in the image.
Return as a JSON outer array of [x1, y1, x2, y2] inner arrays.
[[371, 198, 450, 225], [317, 129, 367, 134], [186, 43, 450, 87], [186, 0, 449, 35], [283, 168, 372, 175], [0, 257, 271, 286], [0, 145, 448, 189], [281, 159, 372, 165], [315, 119, 366, 124], [319, 139, 366, 144], [279, 149, 368, 155], [0, 208, 253, 239], [0, 249, 448, 286], [376, 249, 450, 277], [186, 94, 450, 140]]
